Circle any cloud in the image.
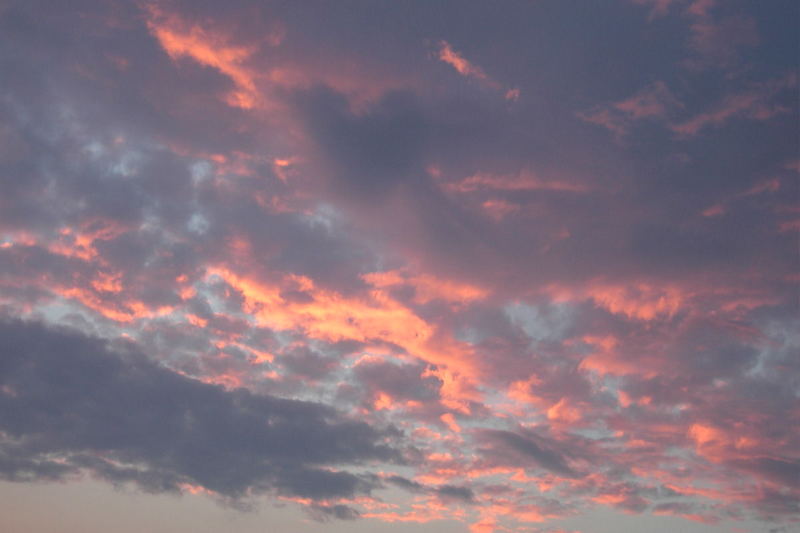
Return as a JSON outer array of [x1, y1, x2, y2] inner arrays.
[[0, 317, 400, 504], [1, 0, 798, 531], [685, 10, 758, 70], [296, 86, 430, 199], [630, 0, 682, 20], [438, 41, 491, 82], [437, 40, 518, 100], [444, 170, 589, 194], [671, 73, 798, 136], [577, 81, 681, 138], [145, 5, 260, 109], [633, 0, 759, 70], [476, 429, 578, 477]]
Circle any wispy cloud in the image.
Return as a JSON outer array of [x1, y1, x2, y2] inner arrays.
[[577, 81, 681, 138], [671, 73, 797, 136], [437, 40, 519, 100]]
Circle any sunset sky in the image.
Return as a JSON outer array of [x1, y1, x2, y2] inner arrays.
[[1, 1, 798, 532]]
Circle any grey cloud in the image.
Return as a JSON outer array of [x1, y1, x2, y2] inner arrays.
[[384, 475, 474, 503], [297, 86, 429, 200], [476, 428, 578, 477], [435, 484, 475, 503], [279, 346, 339, 381], [385, 474, 425, 492], [729, 457, 800, 490], [353, 359, 441, 403], [308, 503, 361, 521], [0, 317, 401, 504]]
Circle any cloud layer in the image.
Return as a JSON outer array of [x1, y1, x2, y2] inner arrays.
[[0, 1, 797, 531]]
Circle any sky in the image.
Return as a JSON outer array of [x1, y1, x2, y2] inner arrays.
[[0, 1, 798, 532]]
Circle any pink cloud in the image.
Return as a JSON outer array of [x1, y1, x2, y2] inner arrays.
[[686, 13, 758, 69], [578, 82, 680, 137], [446, 171, 589, 195], [438, 41, 490, 82], [2, 1, 797, 531], [631, 0, 682, 20], [145, 5, 260, 109], [437, 40, 519, 100], [672, 74, 797, 135]]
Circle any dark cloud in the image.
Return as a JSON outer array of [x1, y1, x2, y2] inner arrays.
[[308, 503, 361, 521], [353, 359, 441, 403], [729, 457, 800, 490], [279, 346, 339, 381], [383, 475, 473, 503], [476, 429, 578, 477], [0, 318, 401, 502], [435, 484, 475, 503], [297, 86, 430, 200], [385, 474, 425, 492]]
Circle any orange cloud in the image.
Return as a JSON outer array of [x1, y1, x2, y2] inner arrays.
[[55, 286, 173, 323], [438, 41, 490, 82], [373, 391, 394, 411], [480, 199, 520, 221], [446, 171, 589, 194], [687, 422, 768, 464], [579, 335, 657, 378], [145, 6, 259, 108], [437, 41, 518, 99], [50, 219, 128, 262], [146, 5, 416, 113], [548, 281, 685, 321], [546, 397, 582, 424], [210, 266, 434, 345], [440, 413, 462, 433], [363, 269, 487, 307], [208, 267, 483, 409], [586, 283, 684, 320], [469, 519, 497, 533]]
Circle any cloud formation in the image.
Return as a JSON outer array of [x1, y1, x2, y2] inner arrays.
[[0, 1, 797, 532], [0, 317, 400, 511]]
